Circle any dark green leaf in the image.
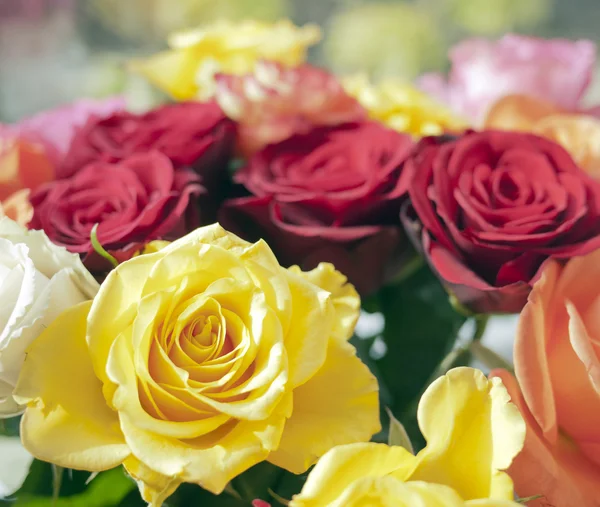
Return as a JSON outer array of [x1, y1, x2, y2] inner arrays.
[[385, 407, 414, 454], [0, 416, 21, 437], [5, 464, 135, 507], [369, 266, 466, 444]]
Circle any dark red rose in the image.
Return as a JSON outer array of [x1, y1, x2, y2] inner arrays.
[[59, 101, 235, 218], [403, 130, 600, 313], [220, 122, 415, 295], [30, 152, 203, 268]]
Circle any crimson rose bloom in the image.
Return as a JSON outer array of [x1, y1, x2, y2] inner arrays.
[[404, 130, 600, 313], [59, 101, 235, 187], [221, 122, 414, 295], [30, 152, 203, 267]]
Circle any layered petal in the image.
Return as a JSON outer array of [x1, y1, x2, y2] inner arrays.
[[290, 443, 416, 506], [268, 340, 380, 473], [123, 456, 181, 507], [420, 35, 596, 124], [288, 263, 360, 342], [132, 20, 321, 101], [411, 368, 525, 500], [493, 370, 600, 507], [13, 302, 130, 470]]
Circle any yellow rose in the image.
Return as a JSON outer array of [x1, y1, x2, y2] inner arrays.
[[133, 240, 172, 256], [131, 19, 321, 100], [14, 224, 379, 506], [290, 367, 525, 507], [344, 75, 468, 137]]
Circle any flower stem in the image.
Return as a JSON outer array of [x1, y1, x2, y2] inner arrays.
[[90, 224, 118, 268]]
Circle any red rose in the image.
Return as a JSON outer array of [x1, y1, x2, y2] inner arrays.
[[404, 130, 600, 313], [221, 122, 414, 295], [30, 152, 203, 268], [59, 102, 234, 215]]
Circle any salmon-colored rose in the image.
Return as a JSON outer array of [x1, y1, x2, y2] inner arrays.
[[0, 190, 33, 226], [0, 137, 55, 225], [485, 95, 600, 178], [493, 250, 600, 507], [0, 137, 54, 201]]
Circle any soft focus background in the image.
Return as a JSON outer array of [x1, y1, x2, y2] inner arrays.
[[0, 0, 593, 499], [2, 0, 600, 121]]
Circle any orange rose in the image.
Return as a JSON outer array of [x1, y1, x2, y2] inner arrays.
[[493, 250, 600, 507], [0, 189, 33, 226], [0, 136, 55, 206], [485, 94, 600, 177]]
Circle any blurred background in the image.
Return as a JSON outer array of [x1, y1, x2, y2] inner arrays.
[[2, 0, 600, 121]]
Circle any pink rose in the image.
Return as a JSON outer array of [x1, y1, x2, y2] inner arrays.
[[215, 61, 366, 156], [419, 35, 596, 124]]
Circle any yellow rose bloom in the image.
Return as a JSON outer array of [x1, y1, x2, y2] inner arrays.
[[344, 75, 468, 137], [14, 224, 379, 506], [290, 367, 525, 507], [133, 240, 172, 256], [131, 19, 321, 100]]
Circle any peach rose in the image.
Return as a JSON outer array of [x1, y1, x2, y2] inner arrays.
[[0, 137, 54, 222], [485, 94, 600, 178], [0, 190, 33, 226], [493, 250, 600, 507]]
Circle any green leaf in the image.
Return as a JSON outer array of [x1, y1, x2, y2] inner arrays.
[[230, 461, 282, 501], [385, 407, 414, 454], [517, 495, 543, 504], [371, 266, 466, 413], [0, 416, 21, 437], [7, 462, 136, 507]]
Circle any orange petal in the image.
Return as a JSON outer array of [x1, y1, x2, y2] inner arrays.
[[484, 94, 562, 131], [0, 189, 33, 226], [0, 138, 55, 200], [533, 114, 600, 177], [492, 370, 600, 507], [513, 261, 561, 443]]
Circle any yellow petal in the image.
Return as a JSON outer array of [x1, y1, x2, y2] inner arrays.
[[289, 443, 416, 506], [13, 301, 130, 471], [87, 251, 161, 390], [130, 49, 200, 100], [410, 367, 525, 500], [118, 395, 290, 494], [134, 240, 171, 256], [268, 340, 380, 474], [297, 477, 469, 507], [124, 456, 181, 507], [289, 263, 360, 342]]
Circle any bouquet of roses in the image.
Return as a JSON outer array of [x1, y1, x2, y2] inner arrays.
[[1, 18, 599, 507]]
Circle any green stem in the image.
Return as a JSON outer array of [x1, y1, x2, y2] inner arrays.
[[52, 465, 64, 504], [472, 314, 490, 342], [90, 224, 118, 268]]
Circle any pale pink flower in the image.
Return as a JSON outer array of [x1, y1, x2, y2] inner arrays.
[[419, 35, 596, 125], [0, 97, 125, 166]]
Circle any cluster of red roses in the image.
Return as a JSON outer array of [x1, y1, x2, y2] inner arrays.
[[28, 98, 600, 314]]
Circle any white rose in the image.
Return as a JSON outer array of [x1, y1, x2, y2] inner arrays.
[[0, 218, 99, 417]]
